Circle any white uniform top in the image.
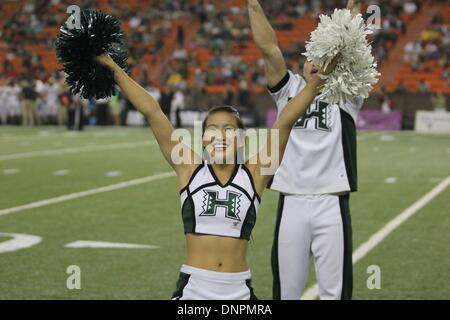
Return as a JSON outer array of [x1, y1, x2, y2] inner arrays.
[[269, 70, 364, 195], [0, 86, 6, 115], [6, 85, 21, 115], [45, 83, 61, 115], [180, 163, 260, 240]]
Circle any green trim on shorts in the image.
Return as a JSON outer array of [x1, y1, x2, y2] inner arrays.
[[171, 272, 190, 300]]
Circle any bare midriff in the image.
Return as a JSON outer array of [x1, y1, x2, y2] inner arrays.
[[185, 233, 248, 273]]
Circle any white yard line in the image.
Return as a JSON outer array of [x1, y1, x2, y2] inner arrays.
[[384, 177, 398, 184], [105, 171, 122, 177], [0, 172, 176, 217], [64, 240, 159, 249], [0, 129, 150, 141], [3, 168, 20, 175], [0, 141, 156, 161], [301, 176, 450, 300], [0, 233, 42, 253], [53, 169, 71, 176]]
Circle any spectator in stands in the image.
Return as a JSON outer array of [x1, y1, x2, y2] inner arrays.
[[68, 94, 86, 131], [95, 97, 110, 126], [404, 41, 423, 64], [431, 92, 447, 112], [146, 82, 162, 104], [192, 68, 207, 88], [177, 25, 185, 47], [35, 78, 47, 122], [21, 79, 39, 126], [237, 78, 250, 109], [173, 45, 188, 61], [170, 89, 185, 127], [380, 86, 394, 113], [0, 82, 8, 125], [394, 80, 407, 94], [421, 27, 441, 43], [210, 51, 223, 68], [424, 41, 441, 60], [403, 1, 418, 15], [223, 82, 235, 106], [418, 79, 430, 93], [43, 77, 61, 124], [166, 70, 184, 89], [159, 88, 173, 118], [7, 79, 22, 124], [442, 69, 450, 82], [4, 52, 16, 77], [109, 93, 122, 126], [58, 83, 71, 127]]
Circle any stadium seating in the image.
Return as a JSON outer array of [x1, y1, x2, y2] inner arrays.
[[0, 0, 448, 96], [378, 2, 449, 94]]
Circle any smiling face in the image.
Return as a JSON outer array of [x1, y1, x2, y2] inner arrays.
[[303, 60, 320, 83], [202, 110, 244, 164]]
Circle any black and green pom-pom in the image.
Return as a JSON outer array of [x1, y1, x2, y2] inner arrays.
[[55, 9, 130, 99]]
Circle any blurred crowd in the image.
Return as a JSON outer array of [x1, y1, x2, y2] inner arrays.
[[0, 73, 167, 128], [159, 0, 425, 91], [0, 0, 448, 127], [403, 12, 450, 89]]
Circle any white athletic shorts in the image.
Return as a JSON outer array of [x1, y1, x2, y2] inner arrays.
[[171, 265, 257, 300]]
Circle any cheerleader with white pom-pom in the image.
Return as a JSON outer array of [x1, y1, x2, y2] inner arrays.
[[248, 0, 378, 300]]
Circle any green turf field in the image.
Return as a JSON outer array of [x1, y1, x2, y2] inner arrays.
[[0, 126, 449, 300]]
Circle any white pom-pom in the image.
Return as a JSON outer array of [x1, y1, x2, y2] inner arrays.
[[303, 9, 380, 105]]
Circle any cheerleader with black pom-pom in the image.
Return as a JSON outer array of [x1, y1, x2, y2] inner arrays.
[[94, 52, 336, 300], [56, 8, 336, 299]]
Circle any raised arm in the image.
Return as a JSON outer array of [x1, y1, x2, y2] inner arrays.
[[347, 0, 362, 17], [95, 55, 198, 175], [247, 0, 287, 88]]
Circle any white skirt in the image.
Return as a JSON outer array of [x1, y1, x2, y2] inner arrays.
[[171, 264, 256, 300]]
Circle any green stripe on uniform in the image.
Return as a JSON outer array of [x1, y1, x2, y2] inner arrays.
[[182, 196, 196, 234], [171, 272, 191, 300], [340, 109, 358, 192], [271, 194, 285, 300], [339, 194, 353, 300]]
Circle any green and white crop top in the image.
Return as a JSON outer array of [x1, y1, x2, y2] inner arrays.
[[179, 163, 261, 240]]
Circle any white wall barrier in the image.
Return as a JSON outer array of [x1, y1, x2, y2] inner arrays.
[[414, 111, 450, 134]]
